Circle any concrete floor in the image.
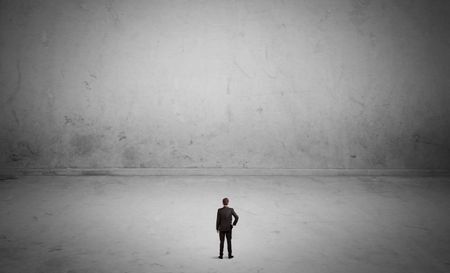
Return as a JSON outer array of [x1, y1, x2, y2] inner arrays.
[[0, 175, 449, 273]]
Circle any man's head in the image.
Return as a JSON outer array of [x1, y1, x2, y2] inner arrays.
[[222, 197, 229, 206]]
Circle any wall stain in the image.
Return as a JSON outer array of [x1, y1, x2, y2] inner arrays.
[[118, 131, 127, 141], [83, 80, 91, 90], [9, 154, 21, 162], [8, 141, 39, 162], [64, 114, 91, 127], [64, 116, 74, 125], [106, 0, 121, 26], [240, 160, 249, 168], [70, 134, 101, 156]]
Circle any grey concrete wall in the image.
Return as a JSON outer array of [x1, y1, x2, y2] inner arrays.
[[1, 0, 449, 169]]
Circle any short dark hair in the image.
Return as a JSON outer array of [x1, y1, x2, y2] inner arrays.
[[222, 197, 229, 205]]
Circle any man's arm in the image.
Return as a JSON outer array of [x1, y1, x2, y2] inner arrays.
[[216, 209, 220, 231], [232, 208, 239, 226]]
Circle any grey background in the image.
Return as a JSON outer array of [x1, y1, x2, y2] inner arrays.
[[1, 0, 450, 169]]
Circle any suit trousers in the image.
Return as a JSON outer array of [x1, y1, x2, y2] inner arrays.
[[219, 230, 232, 256]]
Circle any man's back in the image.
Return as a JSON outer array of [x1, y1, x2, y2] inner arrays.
[[216, 207, 239, 231]]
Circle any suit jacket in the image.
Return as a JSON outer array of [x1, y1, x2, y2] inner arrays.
[[216, 206, 239, 231]]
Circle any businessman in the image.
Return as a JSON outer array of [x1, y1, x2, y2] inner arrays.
[[216, 197, 239, 259]]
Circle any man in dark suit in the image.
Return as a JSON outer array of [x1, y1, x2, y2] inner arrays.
[[216, 197, 239, 259]]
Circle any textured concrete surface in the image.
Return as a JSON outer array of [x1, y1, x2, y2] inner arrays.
[[1, 0, 450, 169], [1, 175, 449, 273]]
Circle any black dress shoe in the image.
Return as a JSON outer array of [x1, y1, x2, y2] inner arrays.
[[218, 256, 223, 259], [228, 255, 234, 259]]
